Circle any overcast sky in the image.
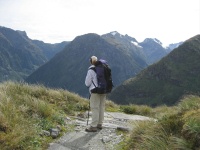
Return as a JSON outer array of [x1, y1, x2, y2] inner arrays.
[[0, 0, 199, 46]]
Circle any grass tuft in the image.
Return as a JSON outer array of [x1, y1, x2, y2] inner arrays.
[[0, 81, 89, 149], [122, 95, 200, 150], [120, 104, 152, 116]]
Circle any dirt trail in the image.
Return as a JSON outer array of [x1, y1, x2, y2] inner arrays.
[[48, 112, 153, 150]]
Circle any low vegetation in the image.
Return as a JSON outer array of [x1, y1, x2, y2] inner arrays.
[[0, 81, 199, 150], [0, 81, 119, 150], [120, 95, 200, 150], [0, 81, 89, 150]]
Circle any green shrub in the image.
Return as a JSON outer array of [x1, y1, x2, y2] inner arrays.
[[151, 105, 178, 119], [159, 113, 184, 135], [120, 104, 152, 116], [120, 105, 137, 114], [105, 100, 119, 112], [178, 95, 200, 112]]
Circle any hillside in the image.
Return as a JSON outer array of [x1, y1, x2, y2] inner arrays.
[[0, 26, 68, 81], [0, 27, 47, 81], [102, 31, 146, 66], [1, 81, 199, 150], [109, 34, 200, 106], [26, 33, 148, 97], [0, 81, 88, 149]]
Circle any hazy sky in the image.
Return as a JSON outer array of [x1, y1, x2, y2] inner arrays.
[[0, 0, 199, 46]]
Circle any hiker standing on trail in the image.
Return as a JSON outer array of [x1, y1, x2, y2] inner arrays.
[[85, 56, 107, 132]]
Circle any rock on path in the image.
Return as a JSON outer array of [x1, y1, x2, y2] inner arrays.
[[48, 112, 153, 150]]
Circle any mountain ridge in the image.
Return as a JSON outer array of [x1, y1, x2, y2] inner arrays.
[[0, 26, 184, 99], [0, 26, 68, 81], [26, 33, 148, 97], [108, 34, 200, 106], [26, 31, 184, 98]]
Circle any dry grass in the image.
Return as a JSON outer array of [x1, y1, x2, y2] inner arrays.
[[0, 81, 89, 150], [1, 81, 199, 150], [120, 104, 153, 116], [123, 95, 200, 150], [0, 81, 121, 149], [105, 100, 120, 112]]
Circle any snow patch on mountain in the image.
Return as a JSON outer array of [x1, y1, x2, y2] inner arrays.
[[152, 38, 162, 45], [131, 41, 143, 48], [110, 31, 123, 38], [111, 31, 118, 36]]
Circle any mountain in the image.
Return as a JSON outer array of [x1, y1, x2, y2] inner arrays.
[[140, 38, 168, 65], [0, 26, 68, 81], [26, 33, 148, 97], [0, 26, 47, 81], [32, 40, 68, 59], [102, 31, 147, 66], [102, 31, 178, 65], [108, 34, 200, 106], [16, 29, 69, 59], [166, 42, 183, 53]]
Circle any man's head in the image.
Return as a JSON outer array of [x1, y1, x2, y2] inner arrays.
[[90, 56, 97, 65]]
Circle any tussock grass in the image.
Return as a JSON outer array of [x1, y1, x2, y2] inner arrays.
[[123, 95, 200, 150], [105, 100, 120, 112], [0, 81, 89, 150], [0, 81, 121, 149], [1, 81, 200, 150], [120, 104, 152, 116], [120, 104, 178, 119], [178, 95, 200, 112]]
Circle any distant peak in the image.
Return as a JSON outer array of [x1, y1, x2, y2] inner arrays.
[[17, 30, 27, 35], [153, 38, 162, 45], [101, 31, 124, 38], [144, 38, 162, 45], [17, 30, 29, 39], [109, 31, 124, 38], [110, 31, 119, 36]]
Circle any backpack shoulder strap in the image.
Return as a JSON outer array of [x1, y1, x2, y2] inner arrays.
[[89, 67, 96, 72], [89, 67, 97, 87], [92, 80, 97, 88]]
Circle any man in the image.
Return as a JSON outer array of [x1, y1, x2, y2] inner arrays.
[[85, 56, 106, 132]]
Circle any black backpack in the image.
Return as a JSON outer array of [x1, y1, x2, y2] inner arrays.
[[90, 59, 113, 94]]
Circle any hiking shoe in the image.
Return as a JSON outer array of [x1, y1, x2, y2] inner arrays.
[[97, 124, 102, 130], [85, 126, 97, 132]]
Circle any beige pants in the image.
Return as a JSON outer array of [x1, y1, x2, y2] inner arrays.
[[90, 93, 106, 127]]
